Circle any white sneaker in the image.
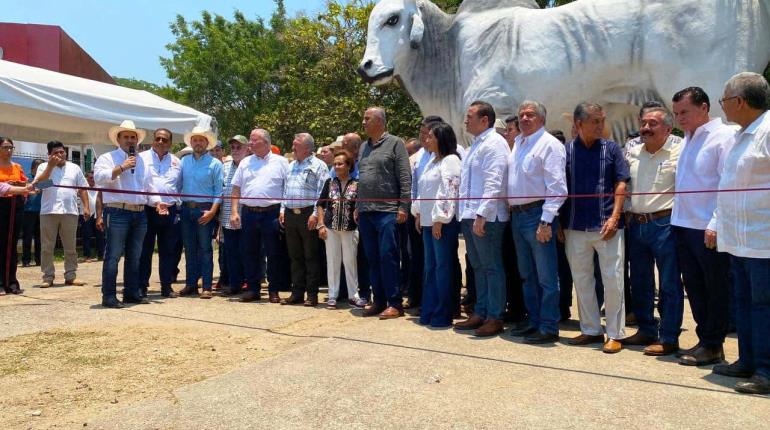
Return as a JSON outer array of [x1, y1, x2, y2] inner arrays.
[[354, 297, 368, 308]]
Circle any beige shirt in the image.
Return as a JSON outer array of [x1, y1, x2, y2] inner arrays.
[[626, 137, 681, 213]]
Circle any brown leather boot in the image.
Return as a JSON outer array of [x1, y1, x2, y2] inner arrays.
[[474, 319, 504, 337], [454, 314, 485, 330]]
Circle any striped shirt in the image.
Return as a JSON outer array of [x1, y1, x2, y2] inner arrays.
[[220, 160, 240, 230], [561, 138, 630, 231]]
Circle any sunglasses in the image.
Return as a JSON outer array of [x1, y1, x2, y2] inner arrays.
[[154, 137, 170, 143]]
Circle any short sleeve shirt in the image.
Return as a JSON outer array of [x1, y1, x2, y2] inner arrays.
[[561, 138, 630, 231]]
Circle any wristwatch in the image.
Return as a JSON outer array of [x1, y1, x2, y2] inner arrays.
[[538, 221, 552, 228]]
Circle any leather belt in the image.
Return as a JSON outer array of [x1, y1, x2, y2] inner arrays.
[[182, 201, 212, 209], [626, 209, 672, 225], [105, 202, 144, 212], [243, 204, 280, 213], [509, 200, 545, 214], [286, 206, 314, 215]]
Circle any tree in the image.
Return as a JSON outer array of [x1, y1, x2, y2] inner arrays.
[[113, 77, 182, 102]]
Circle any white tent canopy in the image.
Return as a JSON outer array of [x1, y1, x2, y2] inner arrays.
[[0, 59, 214, 147]]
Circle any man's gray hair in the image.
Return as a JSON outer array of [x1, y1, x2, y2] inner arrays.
[[641, 107, 674, 128], [367, 107, 387, 125], [295, 132, 315, 149], [518, 100, 547, 123], [252, 128, 272, 145], [724, 72, 770, 110], [573, 102, 604, 122]]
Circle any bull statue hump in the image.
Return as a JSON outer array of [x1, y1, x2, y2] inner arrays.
[[359, 0, 770, 143]]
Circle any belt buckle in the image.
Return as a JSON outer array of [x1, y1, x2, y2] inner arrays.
[[636, 214, 648, 224], [292, 208, 301, 215]]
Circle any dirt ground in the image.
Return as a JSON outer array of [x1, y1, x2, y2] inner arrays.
[[0, 253, 762, 430]]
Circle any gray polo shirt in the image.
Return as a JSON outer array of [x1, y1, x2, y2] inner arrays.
[[357, 133, 412, 213]]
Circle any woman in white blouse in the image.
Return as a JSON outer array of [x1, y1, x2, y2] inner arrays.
[[412, 122, 462, 328]]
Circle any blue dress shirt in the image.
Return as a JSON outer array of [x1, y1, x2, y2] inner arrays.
[[180, 153, 224, 204]]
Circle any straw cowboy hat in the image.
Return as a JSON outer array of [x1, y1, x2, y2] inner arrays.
[[108, 120, 146, 146], [184, 126, 218, 150]]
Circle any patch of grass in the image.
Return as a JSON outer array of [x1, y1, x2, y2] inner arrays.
[[0, 329, 113, 376]]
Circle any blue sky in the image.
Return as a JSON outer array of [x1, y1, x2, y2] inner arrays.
[[3, 0, 328, 85]]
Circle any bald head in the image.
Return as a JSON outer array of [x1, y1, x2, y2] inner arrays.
[[341, 133, 362, 157], [363, 107, 387, 140]]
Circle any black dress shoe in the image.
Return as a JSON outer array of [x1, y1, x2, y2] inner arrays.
[[510, 323, 537, 337], [178, 285, 199, 296], [7, 283, 23, 295], [713, 361, 754, 378], [123, 296, 149, 304], [523, 331, 559, 344], [679, 345, 725, 366], [620, 331, 658, 346], [281, 294, 304, 305], [735, 374, 770, 394], [101, 297, 125, 308], [240, 290, 261, 302], [221, 287, 241, 296], [676, 342, 700, 358]]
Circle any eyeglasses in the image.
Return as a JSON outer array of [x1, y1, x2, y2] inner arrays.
[[154, 137, 170, 143], [719, 96, 739, 107], [0, 146, 14, 151]]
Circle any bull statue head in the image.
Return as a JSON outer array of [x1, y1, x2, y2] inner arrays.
[[358, 0, 424, 84]]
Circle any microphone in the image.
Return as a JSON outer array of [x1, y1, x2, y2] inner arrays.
[[128, 146, 135, 173]]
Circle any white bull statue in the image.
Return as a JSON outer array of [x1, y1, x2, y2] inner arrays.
[[358, 0, 770, 142]]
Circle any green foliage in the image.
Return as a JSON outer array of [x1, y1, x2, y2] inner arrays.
[[159, 0, 422, 150], [113, 76, 182, 101]]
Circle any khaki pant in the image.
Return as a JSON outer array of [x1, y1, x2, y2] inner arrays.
[[40, 214, 79, 282]]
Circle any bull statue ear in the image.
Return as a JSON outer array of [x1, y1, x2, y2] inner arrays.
[[409, 11, 424, 49]]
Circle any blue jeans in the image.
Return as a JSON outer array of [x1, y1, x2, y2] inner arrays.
[[731, 255, 770, 378], [628, 216, 683, 344], [139, 205, 181, 294], [359, 211, 402, 309], [510, 207, 560, 335], [101, 207, 147, 300], [223, 228, 245, 289], [421, 220, 460, 327], [180, 204, 215, 290], [462, 219, 506, 320], [240, 208, 287, 293], [674, 226, 730, 348]]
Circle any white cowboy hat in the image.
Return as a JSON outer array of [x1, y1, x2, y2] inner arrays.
[[108, 120, 146, 146], [184, 126, 217, 150]]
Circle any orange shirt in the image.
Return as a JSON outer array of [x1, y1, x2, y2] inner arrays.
[[0, 163, 27, 196]]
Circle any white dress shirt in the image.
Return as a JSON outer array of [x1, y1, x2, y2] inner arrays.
[[412, 154, 462, 226], [506, 127, 567, 223], [717, 111, 770, 258], [94, 148, 160, 206], [34, 161, 88, 215], [672, 118, 735, 231], [139, 149, 182, 206], [231, 152, 289, 207], [459, 128, 510, 222]]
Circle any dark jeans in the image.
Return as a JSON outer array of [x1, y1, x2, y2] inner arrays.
[[628, 217, 683, 344], [223, 228, 245, 289], [0, 197, 23, 291], [22, 210, 41, 265], [731, 255, 770, 378], [241, 207, 287, 293], [80, 215, 104, 260], [101, 207, 147, 300], [462, 219, 506, 320], [675, 226, 730, 348], [407, 214, 424, 304], [503, 221, 526, 322], [180, 204, 216, 290], [139, 205, 180, 295], [284, 208, 322, 297], [511, 208, 560, 335], [359, 211, 402, 309], [421, 220, 460, 327]]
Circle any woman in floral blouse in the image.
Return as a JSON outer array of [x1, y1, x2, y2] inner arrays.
[[316, 150, 360, 309], [412, 122, 462, 327]]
